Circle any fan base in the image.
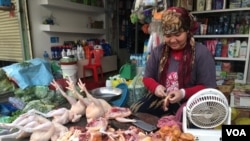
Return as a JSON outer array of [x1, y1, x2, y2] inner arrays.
[[185, 128, 222, 141]]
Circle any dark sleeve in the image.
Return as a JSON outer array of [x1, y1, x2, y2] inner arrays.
[[143, 44, 164, 83], [194, 43, 217, 88], [183, 43, 217, 99]]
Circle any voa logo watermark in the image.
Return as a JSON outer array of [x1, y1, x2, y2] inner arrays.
[[222, 125, 250, 141], [226, 128, 246, 136]]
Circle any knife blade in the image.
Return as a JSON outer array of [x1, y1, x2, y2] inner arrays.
[[132, 119, 158, 132]]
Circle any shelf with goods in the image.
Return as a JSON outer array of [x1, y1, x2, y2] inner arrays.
[[39, 0, 106, 35], [39, 0, 105, 13], [191, 7, 250, 14], [38, 0, 118, 77], [191, 7, 250, 84], [40, 24, 106, 34]]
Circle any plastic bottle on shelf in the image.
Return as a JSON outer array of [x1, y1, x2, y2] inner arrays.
[[77, 45, 83, 60], [234, 40, 241, 57], [61, 48, 66, 57], [205, 0, 212, 10], [54, 50, 58, 60], [240, 41, 248, 58], [43, 51, 49, 61], [228, 42, 235, 58], [66, 48, 72, 56], [215, 41, 222, 57]]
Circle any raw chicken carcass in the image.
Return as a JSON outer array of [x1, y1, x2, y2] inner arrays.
[[76, 79, 111, 123], [68, 78, 112, 114], [0, 112, 68, 141], [50, 79, 86, 123], [28, 107, 81, 125], [0, 112, 34, 140], [85, 117, 108, 132], [106, 107, 132, 118], [85, 102, 105, 123], [105, 106, 136, 123]]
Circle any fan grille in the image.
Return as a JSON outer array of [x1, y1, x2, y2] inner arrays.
[[186, 89, 229, 129]]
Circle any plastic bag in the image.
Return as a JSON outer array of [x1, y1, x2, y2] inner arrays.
[[2, 58, 53, 89], [119, 63, 136, 80], [127, 72, 147, 106]]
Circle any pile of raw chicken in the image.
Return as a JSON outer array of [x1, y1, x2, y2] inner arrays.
[[0, 79, 195, 141]]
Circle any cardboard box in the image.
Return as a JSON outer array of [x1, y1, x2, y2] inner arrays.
[[230, 92, 250, 108]]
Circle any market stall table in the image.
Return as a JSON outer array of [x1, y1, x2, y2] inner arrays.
[[1, 112, 159, 141]]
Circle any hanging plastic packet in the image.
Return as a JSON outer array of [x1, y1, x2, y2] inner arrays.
[[8, 97, 26, 110]]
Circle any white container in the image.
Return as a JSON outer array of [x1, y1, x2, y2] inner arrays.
[[228, 42, 235, 58], [206, 0, 212, 10], [234, 40, 240, 57], [239, 41, 248, 58], [61, 49, 66, 57], [77, 45, 83, 60], [105, 80, 112, 88], [66, 49, 72, 56], [60, 63, 78, 83]]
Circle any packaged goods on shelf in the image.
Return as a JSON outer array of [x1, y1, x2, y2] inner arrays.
[[230, 85, 250, 109]]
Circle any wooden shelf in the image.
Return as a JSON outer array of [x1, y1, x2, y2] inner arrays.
[[40, 25, 106, 34], [39, 0, 106, 35], [39, 0, 105, 13], [194, 34, 249, 38], [214, 57, 246, 61], [191, 7, 250, 14]]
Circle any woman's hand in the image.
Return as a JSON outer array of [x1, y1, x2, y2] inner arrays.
[[155, 85, 167, 98], [162, 89, 183, 111], [167, 90, 183, 103]]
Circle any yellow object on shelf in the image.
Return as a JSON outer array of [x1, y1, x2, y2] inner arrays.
[[235, 117, 250, 125], [112, 79, 120, 87]]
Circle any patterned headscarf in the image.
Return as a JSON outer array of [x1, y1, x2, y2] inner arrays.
[[159, 7, 198, 88], [161, 7, 198, 35]]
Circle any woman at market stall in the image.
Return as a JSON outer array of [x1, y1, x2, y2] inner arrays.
[[130, 7, 217, 118]]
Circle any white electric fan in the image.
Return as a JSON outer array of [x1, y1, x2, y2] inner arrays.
[[182, 88, 231, 141]]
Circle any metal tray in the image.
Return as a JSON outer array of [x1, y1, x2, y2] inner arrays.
[[91, 87, 122, 101]]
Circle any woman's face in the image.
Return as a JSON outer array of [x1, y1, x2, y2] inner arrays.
[[164, 31, 188, 50]]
